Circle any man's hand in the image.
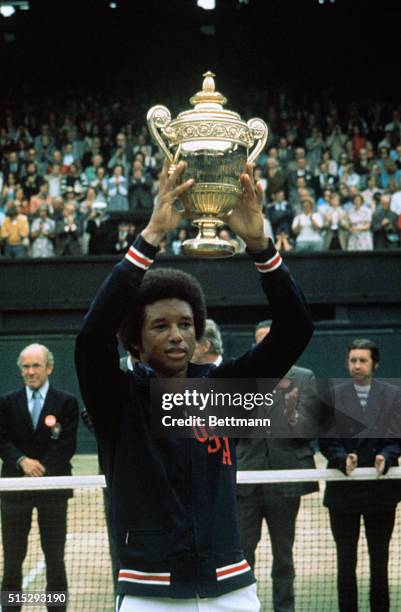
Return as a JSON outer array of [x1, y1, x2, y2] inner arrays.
[[20, 457, 46, 477], [283, 387, 299, 425], [375, 454, 386, 477], [346, 453, 358, 475], [141, 161, 194, 247], [222, 162, 267, 252]]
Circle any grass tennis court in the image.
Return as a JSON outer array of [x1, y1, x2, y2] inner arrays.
[[2, 455, 401, 610]]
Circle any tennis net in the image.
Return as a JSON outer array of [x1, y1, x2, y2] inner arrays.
[[1, 468, 401, 611]]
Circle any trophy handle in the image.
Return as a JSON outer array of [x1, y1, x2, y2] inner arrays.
[[246, 118, 268, 164], [146, 105, 175, 166]]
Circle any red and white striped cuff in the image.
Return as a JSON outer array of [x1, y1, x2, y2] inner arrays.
[[118, 568, 171, 586], [216, 559, 251, 581], [254, 251, 282, 273], [125, 245, 154, 270]]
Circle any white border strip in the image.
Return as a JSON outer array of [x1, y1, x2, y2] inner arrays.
[[1, 467, 401, 491]]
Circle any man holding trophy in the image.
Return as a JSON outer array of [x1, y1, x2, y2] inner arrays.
[[75, 74, 314, 611]]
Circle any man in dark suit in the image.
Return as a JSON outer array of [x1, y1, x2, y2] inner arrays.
[[0, 343, 79, 612], [320, 338, 401, 612], [237, 320, 318, 612]]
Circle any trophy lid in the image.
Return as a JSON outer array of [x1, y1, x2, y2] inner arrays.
[[165, 70, 253, 148]]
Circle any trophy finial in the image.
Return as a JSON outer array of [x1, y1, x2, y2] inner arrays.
[[202, 71, 216, 92], [190, 71, 227, 107]]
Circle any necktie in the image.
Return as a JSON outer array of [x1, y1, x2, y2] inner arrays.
[[31, 390, 42, 429]]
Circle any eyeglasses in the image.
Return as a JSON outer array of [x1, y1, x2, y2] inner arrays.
[[20, 364, 46, 371]]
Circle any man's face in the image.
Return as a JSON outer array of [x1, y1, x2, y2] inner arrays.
[[381, 195, 391, 209], [255, 326, 270, 344], [20, 347, 53, 390], [137, 299, 196, 377], [348, 349, 376, 384]]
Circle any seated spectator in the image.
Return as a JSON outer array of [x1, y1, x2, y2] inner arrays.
[[128, 161, 153, 211], [114, 221, 136, 255], [325, 125, 348, 162], [267, 189, 294, 252], [289, 178, 315, 213], [45, 163, 63, 198], [80, 186, 99, 217], [84, 153, 104, 183], [1, 204, 29, 257], [90, 166, 108, 200], [108, 164, 129, 212], [276, 137, 293, 169], [354, 148, 372, 188], [342, 162, 361, 189], [107, 132, 131, 177], [321, 148, 338, 177], [292, 197, 324, 252], [1, 150, 23, 179], [1, 172, 19, 208], [29, 181, 52, 217], [322, 192, 348, 250], [61, 142, 76, 173], [63, 186, 80, 212], [306, 127, 324, 173], [379, 159, 401, 190], [170, 227, 190, 255], [361, 175, 382, 210], [337, 152, 350, 179], [350, 124, 366, 160], [265, 158, 287, 201], [86, 202, 115, 255], [61, 163, 88, 201], [338, 182, 353, 211], [346, 194, 373, 251], [23, 162, 42, 200], [287, 147, 306, 172], [34, 123, 55, 158], [55, 201, 83, 256], [21, 147, 46, 178], [316, 188, 333, 215], [30, 204, 56, 257], [287, 156, 313, 191], [389, 143, 401, 168], [372, 193, 400, 249], [314, 161, 337, 197], [51, 196, 65, 222]]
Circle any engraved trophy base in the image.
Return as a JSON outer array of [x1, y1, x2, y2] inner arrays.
[[181, 218, 236, 259]]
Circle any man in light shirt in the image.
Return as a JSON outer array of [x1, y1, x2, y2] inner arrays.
[[0, 344, 79, 612]]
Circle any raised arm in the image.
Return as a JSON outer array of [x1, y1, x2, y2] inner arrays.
[[214, 164, 314, 380], [75, 162, 194, 438]]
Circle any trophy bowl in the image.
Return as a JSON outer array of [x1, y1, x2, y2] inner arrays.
[[147, 71, 268, 258]]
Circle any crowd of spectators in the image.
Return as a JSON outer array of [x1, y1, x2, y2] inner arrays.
[[1, 95, 401, 257]]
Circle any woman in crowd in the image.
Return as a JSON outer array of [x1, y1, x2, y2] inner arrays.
[[1, 173, 18, 208], [346, 194, 373, 251], [323, 192, 348, 250], [30, 204, 56, 257]]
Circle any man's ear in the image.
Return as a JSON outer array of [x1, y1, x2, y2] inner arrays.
[[374, 362, 380, 370]]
